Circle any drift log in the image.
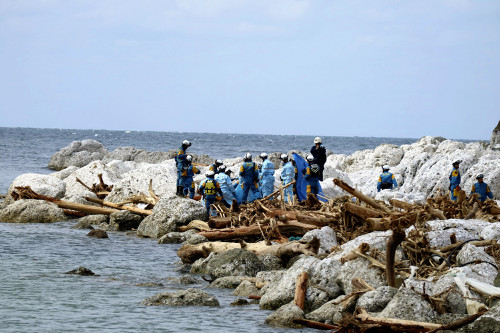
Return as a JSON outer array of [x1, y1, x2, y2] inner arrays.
[[85, 197, 152, 215], [294, 271, 308, 310], [344, 202, 384, 219], [390, 199, 414, 211], [292, 319, 340, 330], [425, 204, 446, 220], [386, 228, 406, 287], [333, 178, 390, 213], [355, 308, 441, 332]]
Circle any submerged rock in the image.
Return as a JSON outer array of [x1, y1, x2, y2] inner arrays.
[[109, 210, 143, 231], [141, 288, 219, 307], [65, 266, 97, 276], [87, 229, 109, 238], [73, 214, 108, 229], [0, 199, 67, 223]]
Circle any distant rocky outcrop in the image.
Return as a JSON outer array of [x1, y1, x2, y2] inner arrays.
[[492, 120, 500, 150], [48, 139, 109, 170]]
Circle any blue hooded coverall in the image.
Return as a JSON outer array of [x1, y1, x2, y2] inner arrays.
[[304, 163, 321, 196], [449, 167, 461, 201], [259, 159, 275, 198], [281, 161, 295, 203], [199, 176, 222, 216], [471, 182, 493, 202], [182, 164, 200, 198], [377, 172, 398, 192], [175, 146, 187, 187], [239, 161, 261, 203], [215, 172, 237, 206]]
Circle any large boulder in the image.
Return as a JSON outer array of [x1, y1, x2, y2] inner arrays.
[[48, 139, 109, 170], [378, 287, 438, 323], [264, 302, 305, 328], [301, 226, 338, 255], [355, 286, 398, 312], [108, 210, 143, 231], [136, 196, 206, 238], [462, 301, 500, 333], [0, 199, 67, 223], [491, 120, 500, 150], [140, 288, 219, 306], [423, 219, 492, 248], [192, 249, 264, 278], [4, 173, 66, 206]]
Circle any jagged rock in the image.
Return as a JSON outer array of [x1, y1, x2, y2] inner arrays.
[[48, 139, 109, 170], [306, 294, 357, 324], [456, 244, 498, 284], [65, 266, 96, 276], [355, 286, 398, 313], [232, 280, 261, 297], [424, 219, 491, 248], [182, 233, 208, 245], [462, 301, 500, 333], [256, 270, 286, 284], [337, 257, 387, 294], [491, 120, 500, 150], [51, 166, 79, 180], [137, 195, 206, 238], [210, 276, 251, 289], [264, 302, 305, 328], [87, 229, 108, 238], [301, 226, 338, 255], [140, 288, 219, 307], [62, 160, 121, 198], [0, 199, 67, 223], [378, 287, 438, 323], [158, 230, 198, 244], [165, 275, 199, 285], [4, 173, 66, 206], [259, 254, 285, 271], [108, 210, 143, 231], [193, 249, 264, 278], [72, 214, 108, 229]]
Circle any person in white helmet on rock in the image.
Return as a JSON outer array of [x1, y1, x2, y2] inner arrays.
[[310, 137, 327, 181]]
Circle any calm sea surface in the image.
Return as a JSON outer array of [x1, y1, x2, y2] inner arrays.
[[0, 127, 453, 332]]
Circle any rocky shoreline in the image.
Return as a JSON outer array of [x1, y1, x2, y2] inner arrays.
[[1, 131, 499, 332]]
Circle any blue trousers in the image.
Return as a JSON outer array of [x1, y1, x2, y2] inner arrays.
[[242, 180, 261, 203], [261, 178, 274, 198]]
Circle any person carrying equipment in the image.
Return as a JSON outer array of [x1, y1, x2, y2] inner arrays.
[[280, 154, 295, 203], [209, 159, 223, 174], [304, 154, 321, 197], [471, 173, 493, 203], [239, 153, 262, 203], [198, 170, 223, 217], [215, 165, 237, 207], [182, 155, 200, 198], [377, 165, 398, 192], [310, 137, 327, 181], [259, 153, 275, 198], [175, 140, 191, 196], [449, 160, 462, 201]]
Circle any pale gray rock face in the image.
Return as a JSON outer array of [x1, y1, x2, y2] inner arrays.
[[491, 120, 500, 150], [301, 226, 338, 254], [62, 160, 121, 199], [264, 302, 304, 328], [256, 270, 286, 284], [330, 231, 392, 262], [378, 287, 438, 323], [424, 219, 491, 248], [48, 139, 109, 170], [337, 257, 387, 294], [0, 199, 67, 223], [355, 286, 398, 313], [259, 254, 285, 271], [136, 196, 206, 238], [72, 214, 108, 229], [306, 294, 357, 324], [157, 230, 197, 244], [462, 301, 500, 333], [51, 166, 79, 180], [232, 280, 260, 297], [4, 173, 66, 206], [108, 210, 143, 231], [140, 288, 219, 307], [210, 276, 251, 289], [197, 249, 264, 278], [479, 223, 500, 240]]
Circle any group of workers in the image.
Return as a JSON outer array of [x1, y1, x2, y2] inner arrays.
[[175, 138, 495, 217]]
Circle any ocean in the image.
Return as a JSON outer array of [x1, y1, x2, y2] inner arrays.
[[0, 127, 430, 332]]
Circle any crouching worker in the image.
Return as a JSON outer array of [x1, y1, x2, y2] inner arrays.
[[215, 165, 237, 207], [304, 154, 321, 197], [377, 165, 397, 192], [182, 155, 200, 198], [198, 170, 223, 217], [471, 173, 493, 203]]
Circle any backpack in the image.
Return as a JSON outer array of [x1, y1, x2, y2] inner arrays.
[[204, 179, 216, 195], [310, 164, 320, 177]]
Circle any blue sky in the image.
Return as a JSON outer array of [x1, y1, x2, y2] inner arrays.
[[0, 0, 499, 140]]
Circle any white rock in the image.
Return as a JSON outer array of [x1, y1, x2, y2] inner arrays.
[[4, 173, 66, 206], [48, 139, 109, 170], [63, 160, 122, 199]]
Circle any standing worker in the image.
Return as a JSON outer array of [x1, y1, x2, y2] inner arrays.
[[209, 159, 223, 174], [239, 153, 262, 203], [259, 153, 275, 198], [471, 173, 493, 203], [198, 170, 223, 217], [310, 137, 327, 181], [175, 140, 191, 196], [215, 165, 237, 207], [182, 155, 200, 198], [280, 154, 295, 203], [449, 160, 462, 201], [304, 155, 321, 197], [377, 165, 398, 192]]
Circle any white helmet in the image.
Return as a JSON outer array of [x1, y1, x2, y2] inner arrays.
[[306, 154, 314, 162], [182, 140, 191, 147], [452, 160, 462, 165], [218, 165, 226, 172], [186, 155, 192, 162], [382, 165, 390, 171], [206, 170, 215, 177], [260, 152, 268, 159], [215, 159, 222, 165], [314, 137, 322, 144], [476, 173, 484, 179], [244, 153, 252, 161], [280, 153, 288, 161]]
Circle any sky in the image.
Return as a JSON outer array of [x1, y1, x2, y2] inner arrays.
[[0, 0, 499, 140]]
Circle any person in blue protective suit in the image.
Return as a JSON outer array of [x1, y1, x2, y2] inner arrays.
[[377, 165, 398, 192], [259, 153, 275, 198], [182, 155, 200, 198], [215, 165, 237, 207], [239, 153, 262, 203], [280, 154, 295, 203], [290, 157, 298, 196], [449, 160, 462, 201], [303, 154, 321, 197], [310, 137, 327, 181], [198, 170, 223, 217], [209, 159, 223, 174], [175, 140, 191, 196], [471, 173, 493, 203]]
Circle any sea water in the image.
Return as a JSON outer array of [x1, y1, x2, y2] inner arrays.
[[0, 127, 426, 332]]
